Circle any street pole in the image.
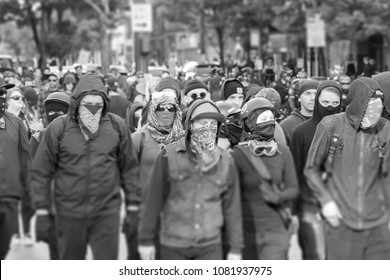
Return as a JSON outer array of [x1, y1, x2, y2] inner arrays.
[[315, 47, 319, 77], [307, 47, 311, 77]]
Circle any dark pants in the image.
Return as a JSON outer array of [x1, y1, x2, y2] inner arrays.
[[36, 214, 59, 260], [56, 213, 120, 260], [326, 222, 390, 260], [0, 200, 18, 260], [243, 228, 290, 260], [160, 243, 223, 260], [298, 211, 326, 260], [20, 194, 34, 235]]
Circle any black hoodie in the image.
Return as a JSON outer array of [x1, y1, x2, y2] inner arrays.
[[290, 80, 342, 212], [304, 77, 390, 230], [373, 71, 390, 121]]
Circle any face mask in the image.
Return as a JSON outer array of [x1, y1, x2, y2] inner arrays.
[[254, 120, 275, 140], [360, 98, 383, 129], [78, 104, 103, 134], [0, 97, 6, 118], [318, 104, 340, 118], [191, 124, 218, 153]]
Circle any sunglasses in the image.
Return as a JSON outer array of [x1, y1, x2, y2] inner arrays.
[[190, 92, 207, 100], [10, 96, 25, 101], [49, 79, 57, 82], [137, 75, 144, 79], [156, 105, 176, 113]]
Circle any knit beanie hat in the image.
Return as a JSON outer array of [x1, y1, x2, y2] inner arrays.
[[299, 80, 319, 96], [220, 79, 245, 100], [155, 77, 181, 103], [189, 100, 225, 123], [63, 73, 76, 84], [184, 79, 208, 96], [107, 77, 119, 90], [256, 88, 281, 112], [247, 85, 262, 98], [44, 91, 71, 106], [22, 87, 38, 107]]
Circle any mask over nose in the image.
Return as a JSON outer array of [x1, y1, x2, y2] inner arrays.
[[318, 104, 340, 118], [78, 104, 103, 136], [248, 110, 276, 141], [360, 98, 383, 129]]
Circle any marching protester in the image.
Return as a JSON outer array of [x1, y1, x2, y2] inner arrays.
[[37, 73, 59, 126], [29, 92, 71, 259], [138, 99, 243, 260], [281, 80, 319, 146], [290, 80, 342, 260], [232, 97, 298, 259], [219, 78, 246, 108], [123, 80, 185, 260], [304, 77, 390, 259], [31, 73, 140, 260], [373, 72, 390, 121], [0, 80, 31, 259]]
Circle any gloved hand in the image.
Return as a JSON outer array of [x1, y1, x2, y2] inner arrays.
[[322, 201, 343, 227], [35, 210, 53, 243], [122, 209, 140, 238], [138, 245, 155, 260]]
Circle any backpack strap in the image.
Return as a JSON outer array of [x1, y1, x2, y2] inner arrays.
[[236, 145, 271, 182], [323, 115, 345, 182], [107, 113, 122, 140]]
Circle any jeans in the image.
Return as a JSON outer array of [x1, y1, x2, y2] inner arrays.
[[243, 227, 290, 260], [325, 222, 390, 260], [0, 200, 18, 260], [56, 213, 120, 260], [298, 211, 326, 260], [160, 243, 223, 260]]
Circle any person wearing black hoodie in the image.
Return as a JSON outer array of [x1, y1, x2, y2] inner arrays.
[[373, 71, 390, 121], [290, 80, 342, 260], [304, 77, 390, 259], [31, 73, 140, 260]]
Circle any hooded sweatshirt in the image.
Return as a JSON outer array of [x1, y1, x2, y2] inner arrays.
[[290, 80, 342, 212], [304, 77, 390, 230], [373, 71, 390, 121]]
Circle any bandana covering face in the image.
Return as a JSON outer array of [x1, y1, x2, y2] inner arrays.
[[360, 98, 383, 129], [78, 104, 103, 140], [190, 123, 220, 172], [145, 95, 185, 145]]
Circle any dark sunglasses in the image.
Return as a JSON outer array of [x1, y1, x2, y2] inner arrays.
[[156, 105, 176, 112], [10, 96, 25, 101], [137, 75, 144, 79], [190, 92, 207, 100], [49, 79, 57, 82]]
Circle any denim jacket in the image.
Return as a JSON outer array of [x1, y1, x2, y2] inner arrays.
[[139, 138, 243, 253]]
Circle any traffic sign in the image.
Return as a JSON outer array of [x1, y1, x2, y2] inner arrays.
[[306, 13, 326, 47], [131, 2, 153, 33]]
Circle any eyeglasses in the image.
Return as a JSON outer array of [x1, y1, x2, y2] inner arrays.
[[190, 92, 207, 100], [156, 105, 176, 112], [49, 79, 57, 82], [9, 96, 24, 101]]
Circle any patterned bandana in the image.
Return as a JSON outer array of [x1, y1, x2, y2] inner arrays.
[[190, 123, 220, 171], [248, 139, 279, 157], [145, 95, 185, 145], [360, 98, 383, 129], [78, 104, 103, 140]]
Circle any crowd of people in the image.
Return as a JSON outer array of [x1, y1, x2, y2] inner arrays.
[[0, 59, 389, 261]]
